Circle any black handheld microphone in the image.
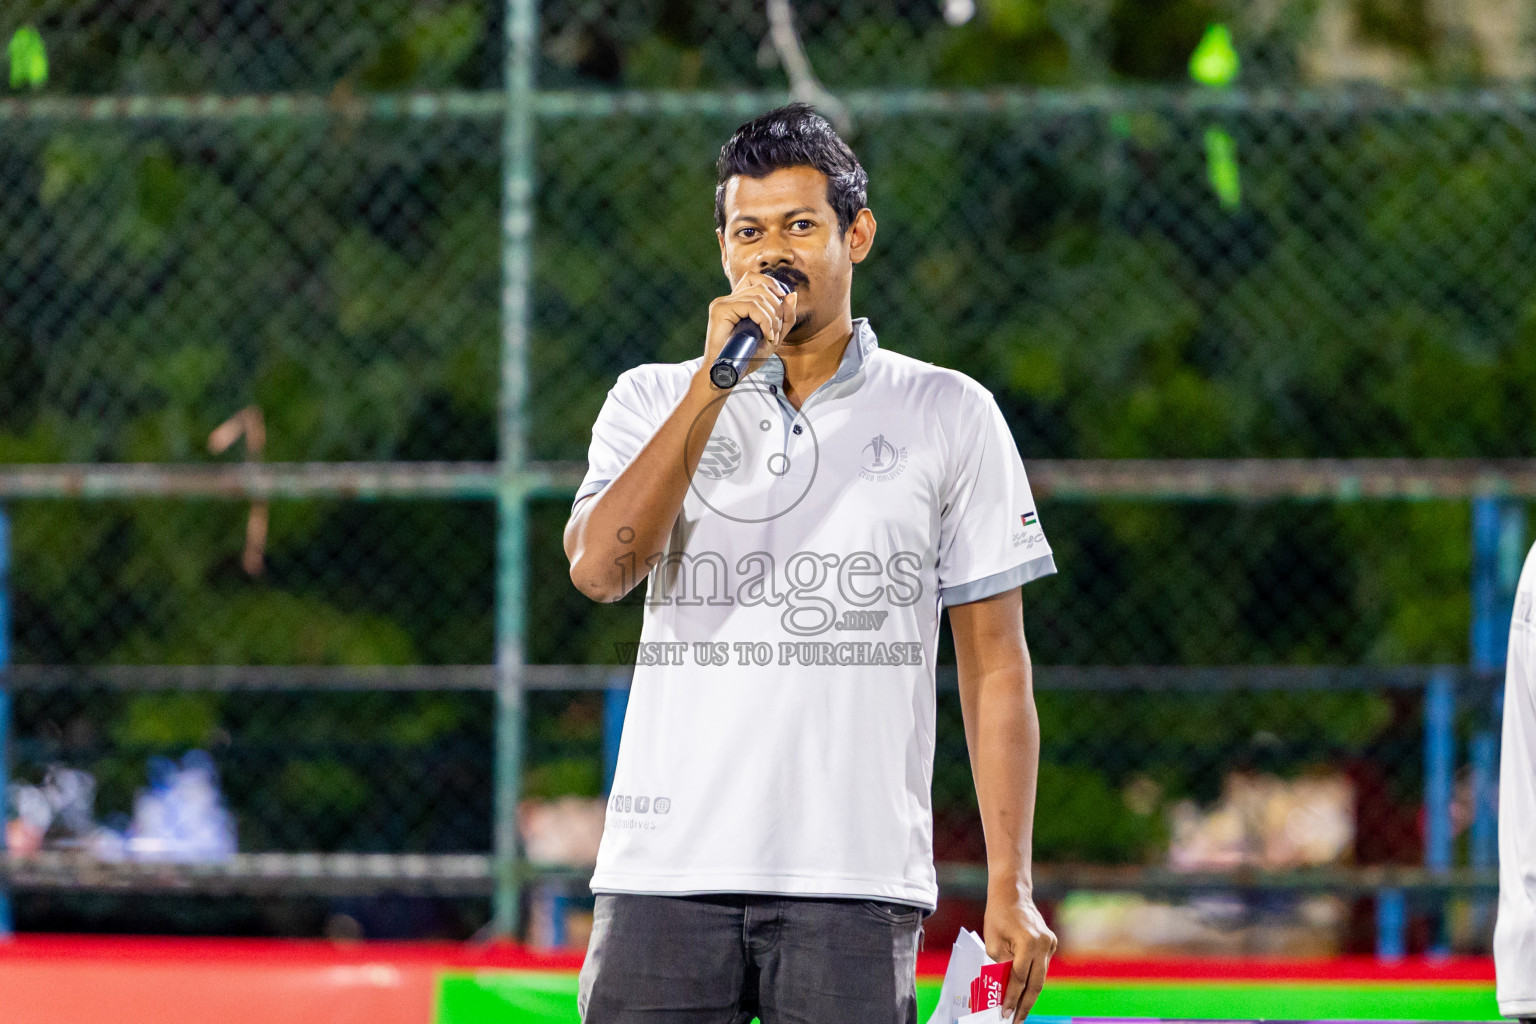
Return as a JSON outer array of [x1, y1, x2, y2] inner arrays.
[[709, 267, 798, 390]]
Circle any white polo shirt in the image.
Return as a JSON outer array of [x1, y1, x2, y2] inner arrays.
[[1498, 541, 1536, 1016], [572, 318, 1055, 909]]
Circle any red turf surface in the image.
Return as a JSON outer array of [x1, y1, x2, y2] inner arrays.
[[0, 935, 1496, 980], [0, 936, 1496, 1024]]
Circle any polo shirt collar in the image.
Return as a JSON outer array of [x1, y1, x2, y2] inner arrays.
[[749, 318, 878, 388]]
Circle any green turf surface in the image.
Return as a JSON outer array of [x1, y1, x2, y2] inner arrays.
[[434, 972, 1501, 1023], [1020, 981, 1498, 1018]]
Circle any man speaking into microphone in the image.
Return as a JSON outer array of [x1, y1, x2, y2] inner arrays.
[[564, 103, 1058, 1023]]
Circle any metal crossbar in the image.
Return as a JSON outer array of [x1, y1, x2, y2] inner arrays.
[[939, 864, 1500, 899], [3, 460, 1535, 502], [0, 853, 1496, 899], [0, 852, 496, 896], [9, 87, 1536, 124], [0, 663, 1499, 692]]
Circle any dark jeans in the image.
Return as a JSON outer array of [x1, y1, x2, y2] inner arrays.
[[578, 892, 924, 1024]]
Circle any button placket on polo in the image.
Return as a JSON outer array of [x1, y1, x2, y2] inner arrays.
[[753, 327, 870, 451], [763, 383, 797, 449]]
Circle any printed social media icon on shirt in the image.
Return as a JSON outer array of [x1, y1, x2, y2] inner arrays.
[[635, 796, 650, 814]]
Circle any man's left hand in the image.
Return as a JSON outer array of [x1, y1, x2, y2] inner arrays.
[[983, 890, 1057, 1020]]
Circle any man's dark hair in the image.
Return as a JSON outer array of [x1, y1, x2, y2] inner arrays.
[[715, 103, 868, 236]]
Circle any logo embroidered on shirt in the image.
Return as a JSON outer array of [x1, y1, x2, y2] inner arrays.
[[858, 434, 908, 482], [697, 435, 742, 479]]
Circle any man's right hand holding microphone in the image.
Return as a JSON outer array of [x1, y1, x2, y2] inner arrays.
[[701, 267, 800, 390]]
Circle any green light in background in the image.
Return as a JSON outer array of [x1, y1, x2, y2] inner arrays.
[[1189, 23, 1239, 88], [1204, 127, 1242, 210], [1190, 23, 1241, 211], [8, 26, 48, 89]]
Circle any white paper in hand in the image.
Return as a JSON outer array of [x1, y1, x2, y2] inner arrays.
[[925, 928, 992, 1024], [956, 1008, 1007, 1024]]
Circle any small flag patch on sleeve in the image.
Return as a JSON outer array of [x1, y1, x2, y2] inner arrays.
[[1020, 511, 1037, 526]]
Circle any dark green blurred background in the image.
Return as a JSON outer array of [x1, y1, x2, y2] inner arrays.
[[1, 0, 1530, 937]]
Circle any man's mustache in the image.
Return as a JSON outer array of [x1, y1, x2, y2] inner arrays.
[[770, 267, 809, 290]]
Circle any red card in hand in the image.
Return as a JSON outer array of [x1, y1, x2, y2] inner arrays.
[[968, 961, 1010, 1011]]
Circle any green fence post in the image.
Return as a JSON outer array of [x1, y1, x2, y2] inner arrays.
[[494, 0, 539, 939]]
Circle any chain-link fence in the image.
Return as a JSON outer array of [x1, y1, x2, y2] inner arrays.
[[2, 0, 1534, 952]]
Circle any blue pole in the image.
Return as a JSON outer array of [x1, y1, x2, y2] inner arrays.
[[547, 885, 568, 948], [1375, 888, 1406, 962], [602, 673, 629, 794], [1471, 496, 1523, 673], [1424, 669, 1455, 875], [1470, 732, 1498, 869], [1469, 495, 1523, 947], [1472, 497, 1502, 673], [1423, 667, 1455, 957], [0, 506, 12, 935]]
